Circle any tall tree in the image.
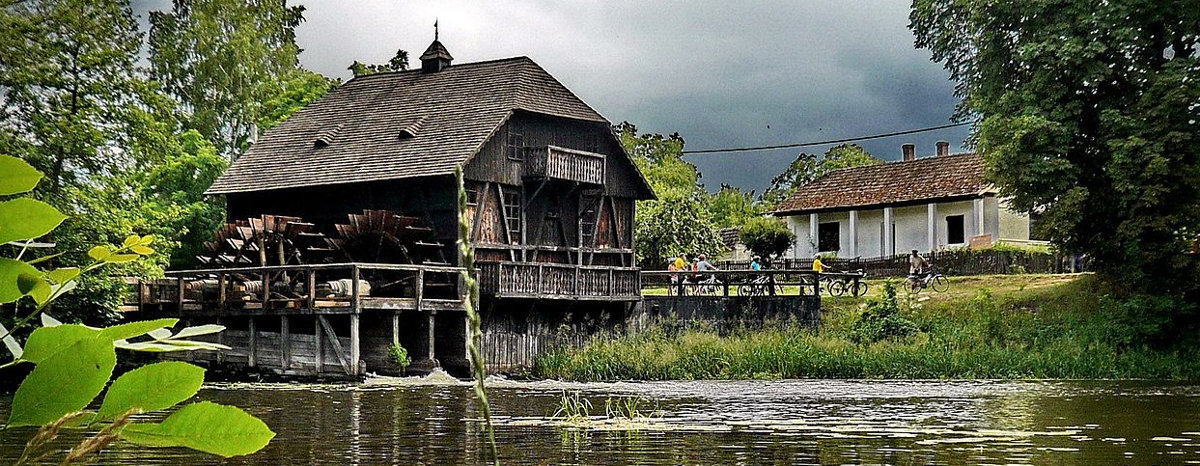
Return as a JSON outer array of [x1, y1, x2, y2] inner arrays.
[[348, 49, 410, 77], [616, 122, 724, 267], [707, 184, 762, 230], [0, 0, 147, 205], [149, 0, 306, 158], [256, 69, 338, 132], [761, 143, 881, 208], [911, 0, 1200, 304]]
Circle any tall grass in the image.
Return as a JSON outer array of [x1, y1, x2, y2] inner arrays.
[[535, 275, 1200, 381]]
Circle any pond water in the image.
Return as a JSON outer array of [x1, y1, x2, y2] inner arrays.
[[3, 376, 1200, 465]]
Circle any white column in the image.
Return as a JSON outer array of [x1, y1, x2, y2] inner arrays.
[[972, 198, 985, 236], [927, 203, 938, 253], [809, 213, 819, 256], [883, 207, 895, 257], [848, 210, 858, 258]]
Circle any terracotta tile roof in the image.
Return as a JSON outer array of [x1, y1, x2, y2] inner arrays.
[[772, 153, 992, 214], [207, 57, 610, 194]]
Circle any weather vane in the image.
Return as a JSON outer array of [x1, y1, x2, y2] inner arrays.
[[434, 18, 439, 41]]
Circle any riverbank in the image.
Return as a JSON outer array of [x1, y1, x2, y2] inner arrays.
[[534, 274, 1200, 381]]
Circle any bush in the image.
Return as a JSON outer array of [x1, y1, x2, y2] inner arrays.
[[850, 281, 918, 344], [739, 217, 796, 260], [388, 342, 411, 370]]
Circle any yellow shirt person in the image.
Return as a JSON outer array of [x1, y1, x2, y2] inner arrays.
[[812, 256, 825, 273]]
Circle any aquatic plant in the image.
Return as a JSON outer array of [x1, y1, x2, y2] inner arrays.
[[455, 166, 499, 465], [552, 391, 593, 423], [388, 342, 411, 370]]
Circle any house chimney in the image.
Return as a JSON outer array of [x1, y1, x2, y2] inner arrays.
[[936, 141, 950, 157], [420, 21, 453, 73], [902, 143, 916, 162]]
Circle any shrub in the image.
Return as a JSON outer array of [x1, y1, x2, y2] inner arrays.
[[388, 342, 411, 370], [850, 281, 918, 344], [739, 217, 796, 260]]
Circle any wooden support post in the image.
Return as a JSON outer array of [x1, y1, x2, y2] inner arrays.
[[392, 313, 400, 347], [415, 269, 424, 313], [314, 317, 324, 373], [215, 317, 225, 364], [261, 271, 269, 309], [427, 312, 436, 362], [723, 271, 729, 297], [176, 277, 185, 312], [350, 314, 361, 377], [351, 266, 360, 312], [280, 316, 290, 370], [248, 317, 257, 367], [537, 264, 544, 295], [218, 273, 226, 314], [306, 269, 316, 310]]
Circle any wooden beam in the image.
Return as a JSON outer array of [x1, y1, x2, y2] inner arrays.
[[392, 312, 400, 346], [280, 316, 290, 370], [247, 317, 257, 367], [314, 317, 324, 373], [350, 313, 361, 377], [317, 315, 352, 374]]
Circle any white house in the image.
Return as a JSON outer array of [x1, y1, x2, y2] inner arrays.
[[772, 143, 1031, 259]]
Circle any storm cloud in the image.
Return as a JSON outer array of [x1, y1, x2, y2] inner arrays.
[[141, 0, 971, 193]]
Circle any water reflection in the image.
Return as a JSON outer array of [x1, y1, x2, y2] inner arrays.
[[2, 378, 1199, 465]]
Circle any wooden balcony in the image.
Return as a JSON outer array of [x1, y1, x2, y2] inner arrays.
[[476, 261, 640, 301], [522, 145, 605, 185]]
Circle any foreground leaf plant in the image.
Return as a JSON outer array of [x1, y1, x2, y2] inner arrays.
[[2, 154, 274, 462]]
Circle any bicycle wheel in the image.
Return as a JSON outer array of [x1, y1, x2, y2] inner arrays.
[[931, 275, 949, 292], [905, 277, 921, 294], [852, 281, 869, 297], [829, 280, 846, 297]]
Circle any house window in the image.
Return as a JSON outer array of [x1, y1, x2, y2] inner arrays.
[[818, 222, 840, 252], [505, 133, 525, 161], [501, 189, 521, 241], [946, 215, 965, 244], [465, 184, 479, 207]]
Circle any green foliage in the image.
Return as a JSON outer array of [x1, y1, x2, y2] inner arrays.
[[120, 401, 275, 458], [761, 144, 881, 208], [388, 342, 411, 370], [553, 391, 593, 422], [910, 1, 1200, 310], [850, 281, 917, 344], [616, 122, 725, 266], [348, 49, 410, 77], [149, 0, 307, 158], [257, 70, 338, 131], [706, 185, 763, 229], [738, 217, 796, 260]]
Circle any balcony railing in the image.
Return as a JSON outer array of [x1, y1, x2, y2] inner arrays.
[[477, 261, 640, 300], [522, 145, 605, 185]]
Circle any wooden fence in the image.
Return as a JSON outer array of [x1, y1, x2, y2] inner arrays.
[[716, 249, 1081, 278]]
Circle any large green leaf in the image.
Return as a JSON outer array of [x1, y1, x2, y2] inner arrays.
[[97, 361, 204, 420], [120, 401, 275, 457], [0, 258, 48, 304], [8, 337, 117, 426], [98, 319, 179, 341], [0, 155, 41, 196], [20, 324, 100, 363], [0, 198, 67, 244]]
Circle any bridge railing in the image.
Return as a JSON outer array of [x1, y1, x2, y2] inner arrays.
[[640, 269, 823, 297]]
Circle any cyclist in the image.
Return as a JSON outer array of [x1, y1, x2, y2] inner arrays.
[[750, 255, 762, 271], [812, 254, 826, 273], [909, 250, 929, 276], [694, 254, 719, 293]]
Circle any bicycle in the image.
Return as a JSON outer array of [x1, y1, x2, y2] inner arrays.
[[738, 274, 782, 297], [905, 268, 949, 294], [694, 274, 721, 295], [828, 269, 869, 297]]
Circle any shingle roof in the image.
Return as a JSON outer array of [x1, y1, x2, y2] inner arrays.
[[207, 56, 611, 194], [772, 153, 992, 215]]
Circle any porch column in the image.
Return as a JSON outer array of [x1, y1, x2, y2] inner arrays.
[[972, 198, 985, 236], [848, 210, 858, 258], [927, 203, 938, 253], [883, 207, 895, 256], [808, 213, 819, 256]]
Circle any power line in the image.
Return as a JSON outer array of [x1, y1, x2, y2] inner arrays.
[[680, 122, 973, 154]]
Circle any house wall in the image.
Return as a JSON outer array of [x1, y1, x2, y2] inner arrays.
[[780, 196, 1031, 259]]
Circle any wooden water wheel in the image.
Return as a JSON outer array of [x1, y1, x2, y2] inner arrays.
[[325, 209, 453, 298], [197, 215, 332, 268]]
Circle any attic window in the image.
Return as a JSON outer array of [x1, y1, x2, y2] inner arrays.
[[398, 116, 427, 140], [313, 124, 344, 148]]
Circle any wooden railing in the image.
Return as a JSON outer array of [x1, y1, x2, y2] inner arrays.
[[523, 145, 605, 185], [128, 262, 467, 313], [476, 261, 640, 300], [640, 269, 822, 297]]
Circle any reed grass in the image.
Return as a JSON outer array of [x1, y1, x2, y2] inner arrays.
[[535, 274, 1200, 381]]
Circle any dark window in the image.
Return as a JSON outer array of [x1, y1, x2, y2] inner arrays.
[[818, 222, 840, 252], [465, 184, 479, 207], [501, 189, 521, 241], [946, 215, 965, 244], [505, 133, 525, 161]]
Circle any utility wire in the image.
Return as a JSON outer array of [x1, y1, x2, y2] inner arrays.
[[680, 122, 972, 154]]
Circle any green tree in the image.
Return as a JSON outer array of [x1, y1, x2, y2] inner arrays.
[[761, 143, 881, 208], [739, 216, 796, 260], [616, 122, 724, 267], [149, 0, 306, 158], [257, 70, 338, 132], [707, 184, 763, 229], [911, 1, 1200, 305], [348, 49, 410, 77]]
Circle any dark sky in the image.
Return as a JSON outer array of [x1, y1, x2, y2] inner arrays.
[[138, 0, 971, 194]]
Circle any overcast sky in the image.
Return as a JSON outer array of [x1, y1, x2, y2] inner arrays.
[[138, 0, 970, 194]]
